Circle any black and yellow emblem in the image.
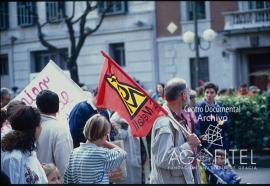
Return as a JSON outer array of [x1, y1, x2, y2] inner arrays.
[[106, 74, 148, 118]]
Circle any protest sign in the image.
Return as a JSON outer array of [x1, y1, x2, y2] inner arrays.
[[14, 60, 90, 120]]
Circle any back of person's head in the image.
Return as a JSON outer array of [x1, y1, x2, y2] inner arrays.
[[36, 90, 59, 114], [239, 83, 249, 94], [110, 112, 129, 130], [83, 114, 111, 142], [164, 78, 188, 101], [249, 85, 260, 94], [6, 100, 26, 121], [218, 88, 227, 96], [1, 87, 12, 99], [9, 106, 41, 131], [190, 89, 197, 98], [1, 87, 12, 108], [1, 106, 41, 153], [227, 88, 235, 96], [204, 82, 219, 93]]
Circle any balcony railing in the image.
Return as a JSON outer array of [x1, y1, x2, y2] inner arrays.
[[223, 8, 270, 30]]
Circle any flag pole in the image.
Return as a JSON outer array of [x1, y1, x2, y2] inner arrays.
[[167, 115, 191, 136], [167, 114, 204, 149], [168, 114, 215, 161], [100, 50, 211, 159]]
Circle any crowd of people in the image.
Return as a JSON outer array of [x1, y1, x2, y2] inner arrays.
[[1, 78, 269, 184]]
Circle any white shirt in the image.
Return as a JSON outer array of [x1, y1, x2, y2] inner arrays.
[[37, 114, 73, 176], [1, 150, 48, 184]]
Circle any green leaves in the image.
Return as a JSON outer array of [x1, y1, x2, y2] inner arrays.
[[197, 95, 269, 151]]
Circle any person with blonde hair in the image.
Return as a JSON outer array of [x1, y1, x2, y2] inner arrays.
[[64, 114, 127, 184], [42, 163, 63, 184]]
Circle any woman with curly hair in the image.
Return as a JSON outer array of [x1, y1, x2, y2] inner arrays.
[[1, 100, 26, 139], [1, 105, 48, 184]]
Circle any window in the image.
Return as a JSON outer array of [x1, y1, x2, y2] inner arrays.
[[190, 57, 209, 89], [248, 1, 270, 10], [187, 1, 206, 21], [98, 1, 127, 16], [0, 54, 9, 75], [31, 49, 68, 73], [109, 43, 126, 67], [0, 2, 9, 30], [17, 2, 37, 27], [46, 2, 65, 23]]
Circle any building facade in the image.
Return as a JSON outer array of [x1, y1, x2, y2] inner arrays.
[[1, 1, 270, 95], [0, 1, 156, 94], [156, 1, 270, 90]]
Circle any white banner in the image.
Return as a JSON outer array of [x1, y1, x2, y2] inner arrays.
[[14, 60, 90, 120]]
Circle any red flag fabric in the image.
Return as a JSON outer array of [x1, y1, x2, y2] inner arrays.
[[96, 51, 168, 137]]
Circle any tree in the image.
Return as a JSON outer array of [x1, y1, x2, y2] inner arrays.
[[32, 1, 111, 85]]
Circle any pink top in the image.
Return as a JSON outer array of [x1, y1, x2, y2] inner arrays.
[[181, 108, 199, 167], [181, 108, 197, 133], [1, 120, 12, 138]]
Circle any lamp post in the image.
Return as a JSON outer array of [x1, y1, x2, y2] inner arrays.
[[10, 36, 17, 92], [193, 1, 199, 89], [182, 1, 217, 88]]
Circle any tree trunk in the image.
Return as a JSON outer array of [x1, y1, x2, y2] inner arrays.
[[68, 59, 79, 85], [33, 2, 110, 86]]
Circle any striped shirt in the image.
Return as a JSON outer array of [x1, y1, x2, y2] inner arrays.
[[64, 142, 126, 184]]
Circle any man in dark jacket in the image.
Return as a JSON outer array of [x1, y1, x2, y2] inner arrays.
[[69, 99, 98, 148], [69, 91, 115, 148], [195, 82, 231, 153]]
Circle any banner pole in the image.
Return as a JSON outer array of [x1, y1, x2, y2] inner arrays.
[[167, 114, 204, 149], [167, 115, 191, 135]]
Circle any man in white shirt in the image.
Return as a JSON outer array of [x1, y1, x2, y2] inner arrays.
[[36, 90, 73, 176]]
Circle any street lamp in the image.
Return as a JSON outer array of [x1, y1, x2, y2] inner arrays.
[[183, 29, 217, 50], [182, 2, 217, 88]]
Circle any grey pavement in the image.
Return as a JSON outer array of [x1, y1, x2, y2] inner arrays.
[[235, 168, 270, 184]]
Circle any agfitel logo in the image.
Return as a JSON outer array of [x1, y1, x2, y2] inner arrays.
[[106, 74, 148, 118]]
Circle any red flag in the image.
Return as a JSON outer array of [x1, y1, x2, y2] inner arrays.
[[96, 51, 168, 137]]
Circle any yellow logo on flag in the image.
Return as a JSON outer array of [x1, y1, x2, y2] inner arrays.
[[106, 74, 148, 118]]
